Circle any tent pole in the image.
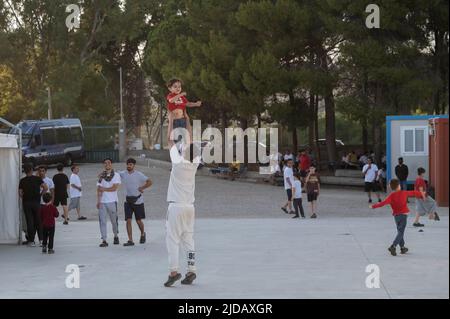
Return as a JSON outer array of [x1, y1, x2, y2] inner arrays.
[[18, 126, 22, 245]]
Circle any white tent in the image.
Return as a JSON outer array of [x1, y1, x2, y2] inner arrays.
[[0, 130, 21, 244]]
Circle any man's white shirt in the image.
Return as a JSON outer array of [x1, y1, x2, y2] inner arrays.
[[97, 173, 121, 204], [70, 173, 82, 198], [362, 164, 378, 183], [167, 145, 200, 204], [41, 176, 54, 204], [283, 166, 294, 190]]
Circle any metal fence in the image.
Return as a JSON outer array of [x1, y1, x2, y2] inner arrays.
[[82, 125, 119, 163]]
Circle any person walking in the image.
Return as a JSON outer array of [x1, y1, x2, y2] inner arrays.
[[97, 158, 121, 247], [412, 167, 440, 227], [53, 163, 70, 225], [40, 192, 59, 254], [119, 158, 153, 247], [68, 165, 87, 220], [395, 157, 409, 190], [19, 163, 47, 246], [362, 158, 381, 203], [36, 165, 54, 243]]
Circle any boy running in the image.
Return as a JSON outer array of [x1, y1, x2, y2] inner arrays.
[[370, 179, 425, 256]]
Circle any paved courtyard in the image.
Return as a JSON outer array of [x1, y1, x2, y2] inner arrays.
[[0, 164, 448, 299]]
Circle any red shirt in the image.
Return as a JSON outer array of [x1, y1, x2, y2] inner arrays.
[[166, 93, 188, 112], [299, 154, 311, 171], [40, 204, 59, 227], [414, 177, 427, 196], [372, 190, 423, 216]]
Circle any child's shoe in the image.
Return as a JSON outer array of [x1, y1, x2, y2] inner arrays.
[[388, 245, 397, 256], [48, 249, 55, 254], [400, 247, 409, 254]]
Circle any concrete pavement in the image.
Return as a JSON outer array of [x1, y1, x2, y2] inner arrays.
[[0, 217, 448, 299]]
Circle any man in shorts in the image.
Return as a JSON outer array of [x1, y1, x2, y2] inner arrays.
[[53, 163, 70, 225], [68, 165, 86, 220], [119, 158, 153, 246], [362, 158, 381, 203], [281, 159, 295, 215]]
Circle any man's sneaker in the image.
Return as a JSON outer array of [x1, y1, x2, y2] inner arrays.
[[63, 221, 69, 225], [42, 247, 47, 253], [123, 241, 135, 247], [78, 216, 87, 220], [434, 213, 440, 221], [181, 272, 197, 285], [281, 207, 288, 214], [140, 233, 146, 244], [164, 273, 182, 287], [388, 245, 397, 256], [113, 237, 120, 245], [292, 215, 299, 219], [48, 249, 55, 254], [413, 223, 425, 227], [27, 242, 36, 247], [99, 241, 108, 248], [400, 247, 409, 254], [311, 214, 317, 219]]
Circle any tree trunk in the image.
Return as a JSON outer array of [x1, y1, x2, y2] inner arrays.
[[318, 46, 337, 164], [308, 93, 315, 148], [292, 128, 298, 154], [324, 92, 337, 163], [373, 82, 383, 164], [362, 120, 368, 153], [314, 95, 321, 167]]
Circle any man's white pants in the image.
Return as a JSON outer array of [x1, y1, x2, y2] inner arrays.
[[166, 203, 196, 273]]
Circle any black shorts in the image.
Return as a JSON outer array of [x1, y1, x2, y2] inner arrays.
[[307, 192, 318, 202], [124, 202, 146, 221], [365, 182, 379, 192], [53, 196, 67, 207], [286, 189, 293, 201]]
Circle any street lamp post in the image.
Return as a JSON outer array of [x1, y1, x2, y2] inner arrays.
[[119, 67, 126, 162]]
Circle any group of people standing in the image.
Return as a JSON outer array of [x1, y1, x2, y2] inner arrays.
[[18, 158, 153, 253], [18, 163, 86, 252], [280, 158, 321, 219]]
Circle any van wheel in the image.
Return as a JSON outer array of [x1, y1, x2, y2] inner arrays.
[[65, 154, 73, 167]]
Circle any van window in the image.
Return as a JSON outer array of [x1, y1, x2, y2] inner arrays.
[[71, 127, 83, 142], [56, 127, 72, 144], [41, 128, 56, 145]]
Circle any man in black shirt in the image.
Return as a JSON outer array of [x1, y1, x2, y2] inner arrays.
[[19, 163, 48, 246], [395, 157, 409, 190], [53, 163, 70, 225]]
